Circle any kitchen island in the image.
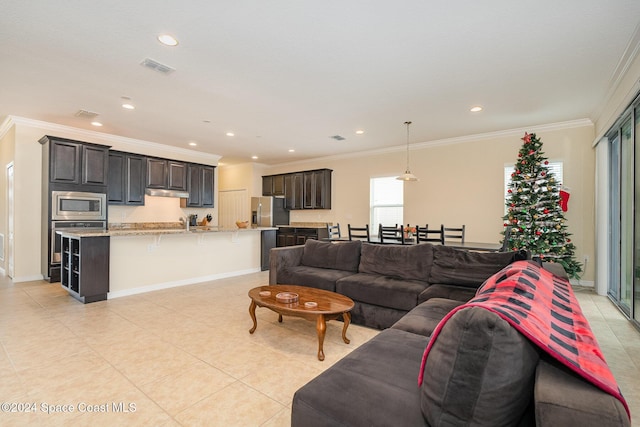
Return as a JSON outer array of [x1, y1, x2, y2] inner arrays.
[[58, 226, 276, 299]]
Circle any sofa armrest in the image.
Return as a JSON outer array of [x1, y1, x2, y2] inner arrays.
[[269, 245, 305, 285], [541, 262, 569, 279], [534, 358, 630, 427]]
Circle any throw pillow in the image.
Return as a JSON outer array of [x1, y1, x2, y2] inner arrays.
[[300, 238, 361, 272], [421, 307, 539, 426], [428, 246, 527, 287], [358, 242, 433, 282]]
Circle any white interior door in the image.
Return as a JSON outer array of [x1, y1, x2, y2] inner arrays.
[[7, 163, 14, 278], [218, 189, 248, 229]]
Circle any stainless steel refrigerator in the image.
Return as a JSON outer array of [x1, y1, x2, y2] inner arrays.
[[251, 197, 290, 227]]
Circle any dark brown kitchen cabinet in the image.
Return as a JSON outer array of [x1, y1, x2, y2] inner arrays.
[[168, 160, 187, 191], [181, 164, 215, 208], [284, 173, 303, 210], [146, 158, 187, 191], [60, 234, 109, 303], [262, 176, 274, 196], [41, 136, 110, 187], [282, 169, 331, 210], [146, 157, 167, 188], [262, 174, 285, 196], [108, 151, 146, 205]]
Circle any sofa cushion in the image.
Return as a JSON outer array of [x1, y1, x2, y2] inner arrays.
[[336, 273, 429, 311], [276, 266, 355, 292], [428, 246, 527, 287], [391, 298, 465, 337], [534, 358, 630, 427], [292, 328, 429, 427], [300, 239, 361, 272], [418, 284, 477, 304], [358, 243, 433, 282], [420, 307, 539, 426]]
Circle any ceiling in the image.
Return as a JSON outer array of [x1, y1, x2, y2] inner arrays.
[[1, 2, 639, 165]]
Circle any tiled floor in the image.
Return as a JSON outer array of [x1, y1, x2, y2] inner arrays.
[[0, 272, 638, 426]]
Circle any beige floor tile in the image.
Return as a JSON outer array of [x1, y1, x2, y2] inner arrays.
[[2, 271, 639, 425], [140, 360, 236, 416], [175, 381, 284, 427]]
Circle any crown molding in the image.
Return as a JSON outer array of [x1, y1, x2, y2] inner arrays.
[[4, 116, 222, 162], [591, 21, 640, 135], [261, 118, 594, 170]]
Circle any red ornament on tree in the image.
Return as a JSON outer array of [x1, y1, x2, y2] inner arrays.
[[544, 160, 549, 165], [536, 231, 542, 236], [543, 208, 549, 214], [508, 189, 512, 193], [540, 171, 546, 177], [529, 150, 535, 155]]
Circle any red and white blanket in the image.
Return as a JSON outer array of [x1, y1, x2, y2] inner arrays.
[[418, 260, 629, 418]]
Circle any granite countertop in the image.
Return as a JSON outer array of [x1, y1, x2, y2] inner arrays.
[[57, 222, 277, 238]]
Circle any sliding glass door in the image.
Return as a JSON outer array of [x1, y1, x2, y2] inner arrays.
[[607, 95, 639, 322]]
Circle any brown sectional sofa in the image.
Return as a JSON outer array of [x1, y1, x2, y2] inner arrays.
[[269, 239, 630, 426], [270, 239, 526, 329]]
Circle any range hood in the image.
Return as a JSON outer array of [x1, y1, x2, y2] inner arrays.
[[145, 188, 190, 198]]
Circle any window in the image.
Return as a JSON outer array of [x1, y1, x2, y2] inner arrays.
[[370, 177, 403, 235], [504, 161, 563, 207]]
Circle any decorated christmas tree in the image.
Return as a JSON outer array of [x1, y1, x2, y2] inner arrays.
[[503, 132, 582, 279]]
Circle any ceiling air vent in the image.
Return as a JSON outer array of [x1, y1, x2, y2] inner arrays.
[[330, 135, 346, 141], [74, 109, 99, 119], [140, 58, 175, 75]]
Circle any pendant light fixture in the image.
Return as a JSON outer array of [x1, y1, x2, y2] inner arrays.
[[396, 121, 418, 181]]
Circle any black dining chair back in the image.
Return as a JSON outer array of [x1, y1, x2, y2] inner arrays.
[[327, 223, 341, 240], [348, 224, 371, 242], [416, 224, 444, 244], [500, 226, 512, 252], [378, 224, 404, 244], [443, 225, 465, 244]]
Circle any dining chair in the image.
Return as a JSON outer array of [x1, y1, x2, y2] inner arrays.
[[415, 224, 444, 244], [378, 224, 404, 244], [326, 223, 342, 240], [348, 224, 371, 242], [500, 225, 512, 252], [443, 224, 465, 244]]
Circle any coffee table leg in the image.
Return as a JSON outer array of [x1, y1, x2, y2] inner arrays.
[[342, 312, 351, 344], [248, 300, 257, 334], [278, 314, 283, 323], [316, 314, 326, 361]]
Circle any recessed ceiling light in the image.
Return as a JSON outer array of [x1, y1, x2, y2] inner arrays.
[[355, 130, 364, 135], [91, 121, 103, 127], [188, 141, 197, 146], [122, 103, 135, 110], [470, 106, 483, 112], [203, 120, 211, 123], [158, 34, 179, 46], [251, 155, 258, 160], [288, 149, 295, 153], [226, 132, 235, 137]]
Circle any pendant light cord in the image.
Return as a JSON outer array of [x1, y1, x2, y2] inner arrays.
[[404, 121, 412, 172]]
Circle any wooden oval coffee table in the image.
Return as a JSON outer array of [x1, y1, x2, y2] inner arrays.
[[248, 285, 355, 361]]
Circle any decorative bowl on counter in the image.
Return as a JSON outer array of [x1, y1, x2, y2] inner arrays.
[[236, 221, 249, 229]]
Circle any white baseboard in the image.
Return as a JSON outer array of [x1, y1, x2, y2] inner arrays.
[[570, 279, 595, 288], [11, 275, 45, 283], [107, 268, 262, 299]]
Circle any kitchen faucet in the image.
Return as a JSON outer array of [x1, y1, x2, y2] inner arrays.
[[179, 216, 190, 231]]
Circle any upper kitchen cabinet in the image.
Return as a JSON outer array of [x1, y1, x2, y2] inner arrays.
[[108, 151, 146, 205], [262, 174, 285, 196], [146, 158, 187, 191], [40, 136, 110, 188], [280, 169, 331, 210], [181, 164, 215, 208], [284, 172, 304, 210]]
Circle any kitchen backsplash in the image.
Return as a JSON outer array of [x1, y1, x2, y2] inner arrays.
[[108, 195, 215, 225]]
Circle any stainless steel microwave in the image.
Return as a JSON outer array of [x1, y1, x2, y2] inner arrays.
[[51, 191, 107, 221]]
